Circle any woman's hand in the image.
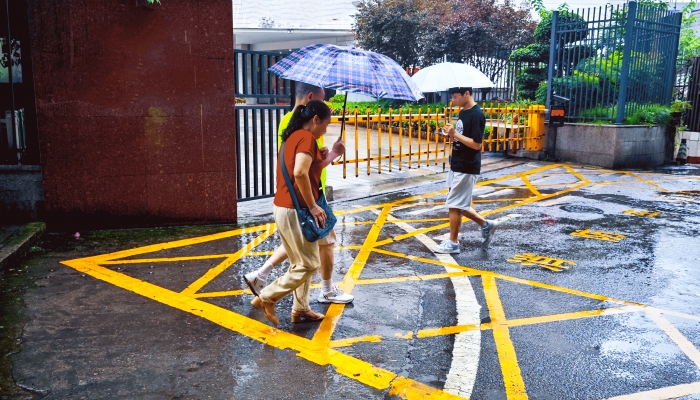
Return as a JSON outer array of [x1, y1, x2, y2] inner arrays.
[[319, 147, 330, 160], [310, 205, 327, 228], [331, 136, 346, 155]]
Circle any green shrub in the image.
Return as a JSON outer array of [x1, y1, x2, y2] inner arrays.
[[624, 104, 671, 126], [535, 81, 548, 105]]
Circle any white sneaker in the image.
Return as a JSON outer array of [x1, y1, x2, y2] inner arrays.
[[243, 271, 266, 296], [317, 285, 354, 304], [433, 239, 460, 254], [481, 220, 499, 248]]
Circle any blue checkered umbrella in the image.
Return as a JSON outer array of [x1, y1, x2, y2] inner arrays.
[[268, 44, 424, 102]]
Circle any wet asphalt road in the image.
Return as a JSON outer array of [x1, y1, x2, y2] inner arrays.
[[6, 161, 700, 400]]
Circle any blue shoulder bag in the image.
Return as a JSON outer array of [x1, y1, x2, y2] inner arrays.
[[279, 141, 336, 242]]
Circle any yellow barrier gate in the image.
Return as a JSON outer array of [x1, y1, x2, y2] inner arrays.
[[329, 104, 546, 178]]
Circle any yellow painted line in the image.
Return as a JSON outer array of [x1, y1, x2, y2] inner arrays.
[[88, 225, 272, 262], [506, 307, 637, 328], [60, 258, 410, 392], [247, 251, 274, 256], [100, 254, 234, 265], [389, 376, 466, 399], [654, 308, 700, 322], [312, 205, 393, 347], [376, 180, 590, 249], [478, 164, 566, 186], [483, 276, 528, 400], [191, 289, 248, 298], [417, 308, 635, 339], [606, 382, 700, 400], [417, 323, 484, 338], [389, 218, 450, 223], [520, 175, 542, 197], [338, 221, 378, 226], [330, 335, 383, 348], [473, 198, 532, 203], [193, 272, 478, 299], [181, 227, 276, 296], [562, 164, 592, 185], [625, 171, 668, 192], [646, 310, 700, 369], [355, 271, 477, 286], [371, 248, 638, 307]]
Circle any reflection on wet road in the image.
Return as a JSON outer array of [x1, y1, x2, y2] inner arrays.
[[60, 163, 700, 399]]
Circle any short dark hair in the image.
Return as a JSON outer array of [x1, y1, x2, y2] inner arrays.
[[295, 82, 324, 99], [282, 100, 331, 142], [448, 87, 473, 96]]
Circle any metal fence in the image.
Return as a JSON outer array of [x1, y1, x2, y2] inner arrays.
[[330, 104, 546, 178], [547, 2, 682, 123], [234, 49, 292, 201]]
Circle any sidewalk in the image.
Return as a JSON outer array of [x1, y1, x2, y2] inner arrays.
[[236, 153, 527, 221], [0, 223, 45, 271]]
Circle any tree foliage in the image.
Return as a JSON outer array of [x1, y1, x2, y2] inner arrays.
[[353, 0, 536, 79], [353, 0, 426, 73]]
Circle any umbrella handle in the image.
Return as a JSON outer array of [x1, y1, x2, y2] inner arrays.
[[339, 93, 348, 141]]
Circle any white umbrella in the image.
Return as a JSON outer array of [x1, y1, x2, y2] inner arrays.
[[411, 62, 495, 93]]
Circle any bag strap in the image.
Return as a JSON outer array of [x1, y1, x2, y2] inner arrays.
[[279, 141, 303, 212]]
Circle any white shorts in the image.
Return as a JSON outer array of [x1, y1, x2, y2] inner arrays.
[[445, 170, 478, 211]]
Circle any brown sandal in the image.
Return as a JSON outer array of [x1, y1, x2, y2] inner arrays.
[[291, 309, 325, 323], [251, 296, 279, 325]]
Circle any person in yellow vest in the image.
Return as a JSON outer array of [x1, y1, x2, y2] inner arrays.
[[244, 82, 354, 305]]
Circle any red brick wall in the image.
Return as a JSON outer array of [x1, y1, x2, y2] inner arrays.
[[28, 0, 237, 228]]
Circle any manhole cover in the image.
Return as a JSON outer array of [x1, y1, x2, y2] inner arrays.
[[560, 205, 604, 214]]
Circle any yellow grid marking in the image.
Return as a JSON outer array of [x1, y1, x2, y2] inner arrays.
[[181, 227, 276, 296], [623, 209, 662, 217], [483, 276, 528, 399], [313, 204, 392, 347], [570, 229, 627, 242], [330, 335, 383, 348], [507, 253, 576, 272], [59, 163, 700, 400]]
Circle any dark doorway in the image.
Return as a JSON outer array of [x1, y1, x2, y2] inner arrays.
[[0, 0, 38, 165]]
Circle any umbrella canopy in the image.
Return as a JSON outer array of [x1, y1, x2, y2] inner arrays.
[[268, 44, 424, 102], [412, 62, 495, 93]]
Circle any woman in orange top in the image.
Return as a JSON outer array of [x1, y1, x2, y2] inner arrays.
[[251, 100, 343, 324]]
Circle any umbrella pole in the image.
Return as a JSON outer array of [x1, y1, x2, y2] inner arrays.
[[340, 93, 348, 140]]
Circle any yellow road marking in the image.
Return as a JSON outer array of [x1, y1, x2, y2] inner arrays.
[[646, 310, 700, 369], [312, 205, 393, 346], [336, 307, 639, 345], [89, 225, 272, 262], [389, 376, 465, 399], [181, 227, 276, 296], [371, 248, 640, 307], [606, 381, 700, 400], [379, 181, 589, 247], [60, 258, 434, 393], [356, 271, 477, 286], [520, 175, 542, 197], [57, 162, 700, 399], [100, 254, 234, 264], [625, 171, 668, 192], [483, 276, 528, 399], [330, 335, 383, 348]]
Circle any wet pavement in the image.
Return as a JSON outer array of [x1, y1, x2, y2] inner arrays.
[[6, 161, 700, 399]]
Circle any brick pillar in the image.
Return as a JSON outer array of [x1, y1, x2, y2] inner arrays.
[[28, 0, 237, 228]]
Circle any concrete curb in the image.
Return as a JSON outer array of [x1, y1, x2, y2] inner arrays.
[[0, 222, 46, 270]]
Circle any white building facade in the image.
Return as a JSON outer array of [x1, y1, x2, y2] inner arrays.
[[232, 0, 358, 52]]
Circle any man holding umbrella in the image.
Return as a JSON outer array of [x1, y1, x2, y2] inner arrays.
[[433, 87, 499, 254], [244, 82, 354, 305]]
